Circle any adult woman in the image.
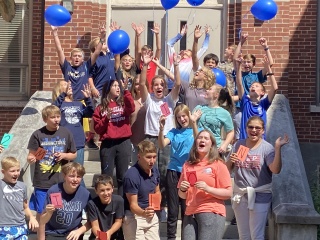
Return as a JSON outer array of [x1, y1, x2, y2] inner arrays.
[[93, 79, 135, 197], [158, 104, 202, 239], [227, 116, 289, 240], [178, 130, 232, 240], [194, 84, 234, 156]]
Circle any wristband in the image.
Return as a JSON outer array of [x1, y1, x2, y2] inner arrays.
[[264, 47, 269, 51], [266, 73, 274, 76]]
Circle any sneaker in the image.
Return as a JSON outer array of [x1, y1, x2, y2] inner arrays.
[[230, 216, 237, 225], [85, 139, 99, 150], [160, 208, 167, 223]]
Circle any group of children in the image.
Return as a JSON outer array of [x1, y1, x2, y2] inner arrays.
[[0, 20, 290, 240]]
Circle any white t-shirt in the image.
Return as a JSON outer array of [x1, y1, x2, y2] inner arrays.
[[144, 93, 177, 136]]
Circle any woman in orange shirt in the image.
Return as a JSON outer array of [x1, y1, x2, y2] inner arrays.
[[178, 130, 232, 240]]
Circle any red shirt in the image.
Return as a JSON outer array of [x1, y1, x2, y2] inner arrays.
[[140, 61, 157, 92], [93, 90, 135, 140]]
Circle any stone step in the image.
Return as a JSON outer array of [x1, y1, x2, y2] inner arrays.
[[83, 160, 100, 173], [84, 148, 100, 162]]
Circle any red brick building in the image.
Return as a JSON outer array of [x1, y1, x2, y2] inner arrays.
[[0, 0, 318, 144]]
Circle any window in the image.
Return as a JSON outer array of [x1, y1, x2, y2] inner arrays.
[[179, 21, 187, 51], [0, 1, 30, 100], [147, 21, 154, 49]]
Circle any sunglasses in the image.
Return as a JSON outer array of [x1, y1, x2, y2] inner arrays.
[[247, 125, 263, 131]]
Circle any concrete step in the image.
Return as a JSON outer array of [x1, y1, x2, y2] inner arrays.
[[84, 148, 100, 162], [83, 160, 100, 173]]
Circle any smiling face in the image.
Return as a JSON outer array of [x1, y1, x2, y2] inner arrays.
[[63, 169, 82, 192], [176, 110, 190, 129], [96, 183, 113, 204], [121, 55, 134, 71], [196, 131, 213, 156], [152, 77, 165, 99], [249, 82, 265, 99], [246, 118, 265, 142], [2, 165, 20, 184]]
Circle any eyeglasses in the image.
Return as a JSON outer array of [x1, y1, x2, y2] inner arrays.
[[247, 125, 263, 131]]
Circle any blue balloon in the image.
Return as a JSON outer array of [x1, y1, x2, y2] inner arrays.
[[107, 30, 130, 55], [45, 5, 71, 27], [212, 68, 226, 87], [186, 0, 205, 6], [161, 0, 179, 10], [251, 0, 278, 21]]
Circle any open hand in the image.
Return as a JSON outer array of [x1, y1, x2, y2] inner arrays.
[[275, 134, 289, 148]]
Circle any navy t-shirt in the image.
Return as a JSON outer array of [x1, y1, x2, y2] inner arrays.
[[90, 52, 116, 93], [123, 163, 160, 210], [44, 183, 90, 236], [60, 58, 92, 101]]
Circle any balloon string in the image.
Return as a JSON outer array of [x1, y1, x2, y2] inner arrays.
[[187, 9, 196, 25]]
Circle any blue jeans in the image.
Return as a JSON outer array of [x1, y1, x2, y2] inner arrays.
[[75, 148, 85, 187]]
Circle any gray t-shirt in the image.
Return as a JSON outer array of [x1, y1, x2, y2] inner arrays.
[[232, 139, 275, 203], [180, 81, 207, 112], [0, 180, 27, 226]]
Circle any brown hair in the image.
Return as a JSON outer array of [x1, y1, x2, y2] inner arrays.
[[100, 80, 124, 112], [188, 130, 222, 165], [62, 162, 86, 177], [137, 140, 157, 156], [151, 75, 168, 95], [246, 116, 265, 129], [243, 54, 256, 66], [215, 84, 234, 115], [94, 174, 114, 189], [1, 157, 20, 170], [42, 105, 61, 121]]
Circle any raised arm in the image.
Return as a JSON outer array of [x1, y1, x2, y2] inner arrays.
[[151, 22, 161, 59], [152, 57, 174, 80], [91, 25, 106, 65], [259, 37, 274, 76], [190, 109, 202, 137], [139, 51, 152, 102], [158, 116, 170, 149], [192, 25, 204, 72], [51, 26, 65, 66], [170, 53, 182, 102], [132, 23, 145, 66], [268, 134, 289, 174], [110, 21, 122, 71], [233, 33, 248, 63], [196, 25, 210, 61], [167, 25, 186, 65], [262, 56, 278, 103], [235, 58, 244, 99]]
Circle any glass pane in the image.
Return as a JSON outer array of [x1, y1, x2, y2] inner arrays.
[[147, 21, 154, 50], [180, 21, 187, 51]]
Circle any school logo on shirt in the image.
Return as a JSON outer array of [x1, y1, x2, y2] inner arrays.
[[235, 154, 261, 170], [62, 106, 81, 124], [67, 70, 85, 79], [204, 168, 212, 174]]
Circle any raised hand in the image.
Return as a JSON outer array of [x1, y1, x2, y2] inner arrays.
[[132, 23, 145, 36], [142, 50, 152, 65], [51, 25, 58, 32], [81, 84, 91, 98], [240, 33, 248, 45], [180, 24, 187, 36], [110, 21, 121, 31], [151, 22, 160, 34], [173, 53, 182, 65], [275, 134, 289, 148], [259, 37, 268, 48], [194, 25, 203, 40], [262, 55, 271, 70], [204, 24, 210, 34], [151, 57, 160, 66], [190, 109, 202, 123], [99, 23, 107, 39], [159, 115, 166, 130]]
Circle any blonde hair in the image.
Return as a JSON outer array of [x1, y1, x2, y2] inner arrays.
[[42, 105, 61, 120], [1, 157, 20, 170], [52, 81, 70, 102], [174, 104, 191, 129], [70, 48, 84, 58], [190, 66, 215, 89], [89, 38, 100, 53], [137, 140, 157, 156], [151, 75, 168, 95], [62, 162, 86, 177]]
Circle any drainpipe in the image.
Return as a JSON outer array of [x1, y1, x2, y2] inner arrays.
[[317, 1, 320, 104]]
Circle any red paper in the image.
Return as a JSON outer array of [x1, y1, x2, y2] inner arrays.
[[149, 193, 161, 210], [97, 230, 108, 240], [50, 193, 63, 208], [35, 147, 47, 160], [160, 102, 170, 117], [186, 171, 197, 187], [236, 145, 250, 162]]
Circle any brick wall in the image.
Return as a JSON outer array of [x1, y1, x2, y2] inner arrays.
[[43, 1, 106, 91], [0, 108, 23, 136]]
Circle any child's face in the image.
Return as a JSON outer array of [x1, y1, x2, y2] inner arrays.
[[64, 170, 82, 191], [44, 114, 61, 131], [246, 119, 264, 142], [138, 152, 157, 173], [109, 81, 120, 98], [242, 59, 254, 72], [249, 82, 265, 98], [95, 183, 113, 204], [205, 85, 219, 100], [196, 131, 213, 156], [176, 111, 190, 128], [101, 42, 107, 52], [152, 78, 165, 99], [70, 52, 84, 67], [224, 46, 234, 59], [134, 76, 140, 94], [179, 50, 192, 59], [204, 59, 217, 69], [2, 165, 20, 184], [121, 56, 134, 71], [141, 47, 153, 57]]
